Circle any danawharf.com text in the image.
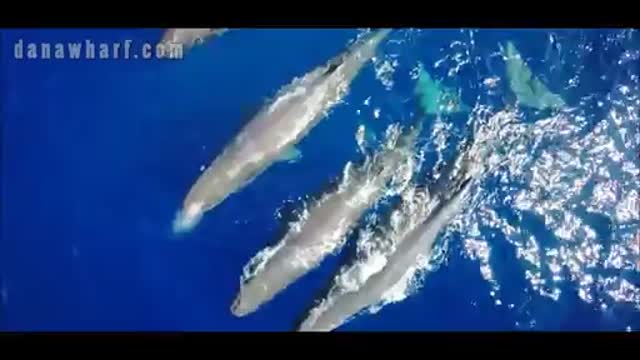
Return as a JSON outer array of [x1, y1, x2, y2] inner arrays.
[[14, 39, 184, 60]]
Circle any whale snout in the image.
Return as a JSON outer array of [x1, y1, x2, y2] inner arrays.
[[172, 202, 204, 234], [230, 292, 252, 317], [230, 282, 266, 317], [230, 297, 244, 317]]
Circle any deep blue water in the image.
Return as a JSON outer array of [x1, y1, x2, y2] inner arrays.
[[1, 28, 638, 331]]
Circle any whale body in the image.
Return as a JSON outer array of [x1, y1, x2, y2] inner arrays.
[[230, 123, 420, 317], [159, 28, 228, 57], [173, 29, 392, 234], [296, 148, 475, 331], [297, 175, 473, 331]]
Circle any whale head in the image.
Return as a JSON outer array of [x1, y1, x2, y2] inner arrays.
[[230, 285, 260, 317], [172, 201, 204, 234]]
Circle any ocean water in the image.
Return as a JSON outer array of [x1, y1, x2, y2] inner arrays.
[[1, 28, 639, 331]]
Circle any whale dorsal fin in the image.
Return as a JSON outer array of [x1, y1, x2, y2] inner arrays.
[[323, 55, 344, 77]]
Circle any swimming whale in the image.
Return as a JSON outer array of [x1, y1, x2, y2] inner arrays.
[[296, 153, 475, 331], [159, 28, 228, 57], [501, 41, 566, 110], [173, 29, 392, 234], [414, 63, 471, 116], [230, 122, 421, 317]]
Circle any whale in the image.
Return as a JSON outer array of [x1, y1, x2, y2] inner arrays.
[[230, 122, 421, 317], [413, 63, 471, 116], [502, 41, 566, 111], [173, 29, 392, 234], [296, 149, 475, 331], [159, 28, 228, 57]]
